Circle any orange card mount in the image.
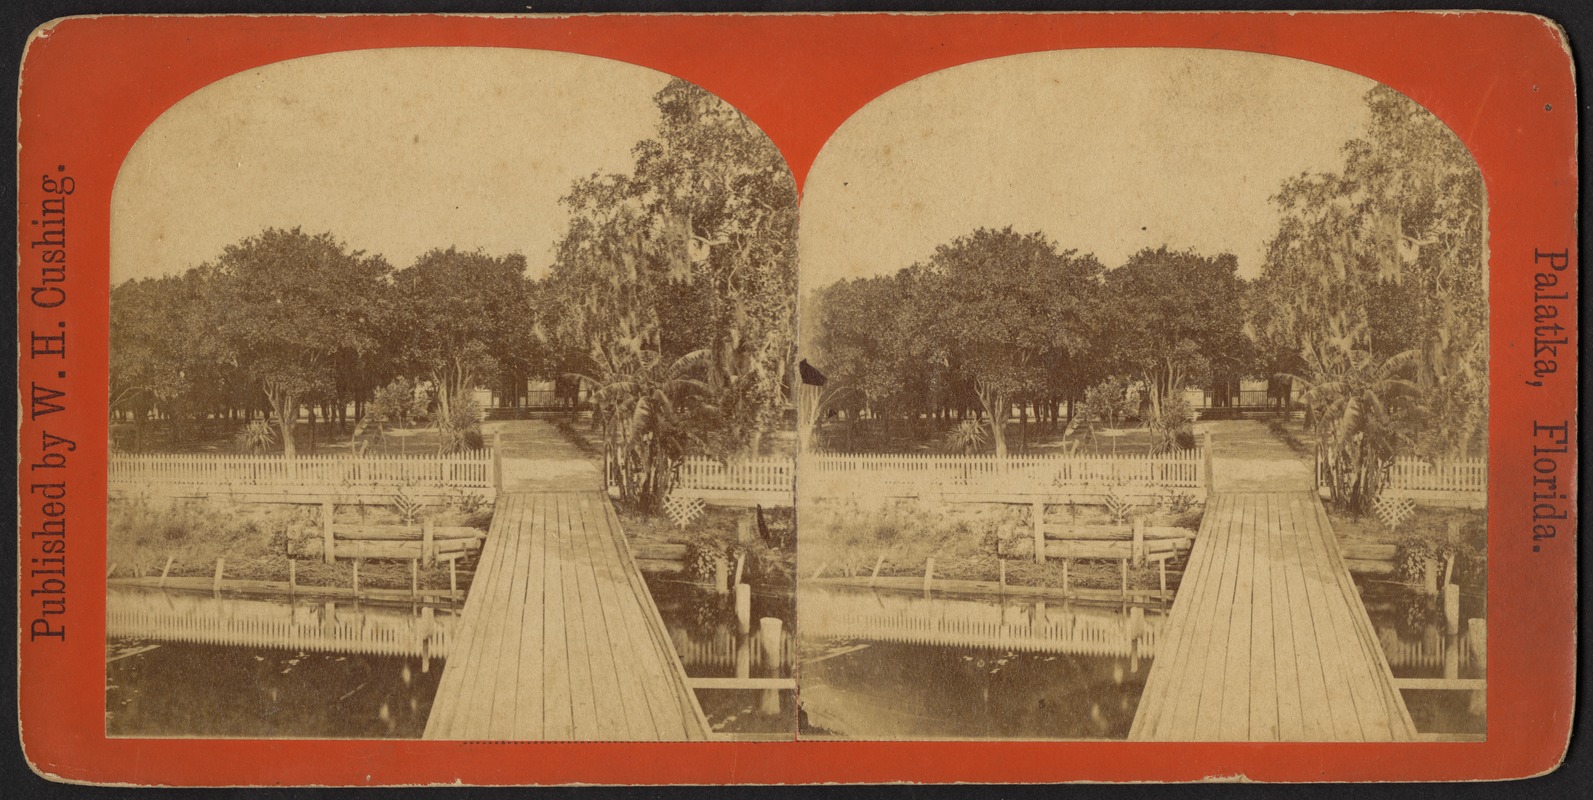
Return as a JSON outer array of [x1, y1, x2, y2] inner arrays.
[[16, 12, 1576, 785]]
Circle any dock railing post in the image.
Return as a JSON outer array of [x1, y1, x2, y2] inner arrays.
[[1202, 430, 1214, 494], [491, 431, 504, 494]]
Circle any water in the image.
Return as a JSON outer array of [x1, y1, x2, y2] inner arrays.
[[1356, 579, 1487, 737], [106, 587, 452, 738], [642, 575, 797, 736], [797, 586, 1161, 740]]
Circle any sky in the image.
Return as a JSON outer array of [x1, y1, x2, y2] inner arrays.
[[799, 48, 1381, 291], [111, 48, 672, 284]]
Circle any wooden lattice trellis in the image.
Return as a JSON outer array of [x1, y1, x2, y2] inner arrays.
[[662, 493, 706, 528], [1373, 494, 1417, 529]]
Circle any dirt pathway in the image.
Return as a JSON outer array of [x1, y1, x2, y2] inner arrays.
[[482, 419, 602, 493], [1196, 418, 1315, 493]]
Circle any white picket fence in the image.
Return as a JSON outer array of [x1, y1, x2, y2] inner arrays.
[[108, 450, 495, 492], [804, 450, 1204, 497], [675, 456, 794, 493], [1384, 456, 1486, 494]]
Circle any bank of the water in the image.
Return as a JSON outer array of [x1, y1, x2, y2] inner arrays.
[[798, 585, 1159, 740]]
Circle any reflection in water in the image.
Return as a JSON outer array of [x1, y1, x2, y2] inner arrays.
[[798, 587, 1161, 740], [106, 588, 452, 738], [643, 576, 797, 735], [1358, 581, 1487, 737]]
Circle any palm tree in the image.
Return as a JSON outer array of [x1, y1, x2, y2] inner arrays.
[[1293, 314, 1418, 513], [576, 342, 712, 510]]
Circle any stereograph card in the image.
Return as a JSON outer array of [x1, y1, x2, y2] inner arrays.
[[13, 10, 1577, 786]]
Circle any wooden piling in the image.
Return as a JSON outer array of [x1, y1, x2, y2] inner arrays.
[[288, 559, 297, 595], [321, 501, 336, 565], [1157, 554, 1168, 599], [733, 552, 746, 588], [998, 558, 1006, 593], [212, 558, 224, 594], [735, 583, 752, 634], [869, 553, 885, 587], [759, 617, 785, 716], [1443, 584, 1460, 635], [352, 559, 361, 595], [159, 556, 174, 588], [1468, 618, 1487, 669], [1062, 559, 1070, 596], [411, 559, 420, 598], [444, 553, 460, 601], [422, 519, 435, 568], [714, 555, 730, 595], [1131, 518, 1145, 566], [922, 557, 935, 596], [1119, 559, 1128, 598]]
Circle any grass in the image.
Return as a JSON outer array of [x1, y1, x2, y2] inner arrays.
[[799, 496, 1197, 591], [812, 416, 1161, 457], [108, 494, 493, 591]]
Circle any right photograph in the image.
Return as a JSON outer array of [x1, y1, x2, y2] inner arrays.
[[794, 49, 1488, 742]]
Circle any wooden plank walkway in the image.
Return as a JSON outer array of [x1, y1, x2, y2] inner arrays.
[[1130, 491, 1416, 741], [424, 491, 709, 741]]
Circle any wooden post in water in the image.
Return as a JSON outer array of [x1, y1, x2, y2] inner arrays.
[[714, 555, 730, 595], [444, 553, 460, 601], [733, 552, 746, 588], [1032, 502, 1046, 563], [998, 558, 1006, 593], [1131, 518, 1145, 566], [735, 583, 752, 634], [1443, 583, 1461, 635], [1119, 559, 1128, 598], [420, 606, 434, 674], [1468, 618, 1487, 669], [422, 519, 435, 568], [321, 501, 336, 565], [759, 617, 784, 716], [869, 553, 885, 587], [411, 559, 420, 598], [288, 558, 297, 595], [1062, 558, 1070, 597], [212, 558, 224, 594], [352, 559, 361, 596], [922, 557, 935, 597], [159, 556, 174, 588]]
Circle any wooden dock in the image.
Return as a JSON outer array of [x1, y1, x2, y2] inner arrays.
[[1130, 491, 1416, 741], [423, 492, 710, 741]]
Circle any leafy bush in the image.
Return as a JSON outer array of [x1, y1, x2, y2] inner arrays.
[[438, 396, 485, 454], [944, 419, 988, 454], [233, 419, 278, 453], [1149, 392, 1196, 455]]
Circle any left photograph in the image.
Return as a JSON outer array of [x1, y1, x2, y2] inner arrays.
[[104, 48, 798, 741]]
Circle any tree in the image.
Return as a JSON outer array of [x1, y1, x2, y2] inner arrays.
[[392, 247, 538, 423], [541, 77, 798, 482], [577, 344, 712, 509], [1294, 315, 1418, 513], [211, 227, 391, 460], [1258, 84, 1487, 462], [1099, 246, 1251, 421], [920, 227, 1103, 458]]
